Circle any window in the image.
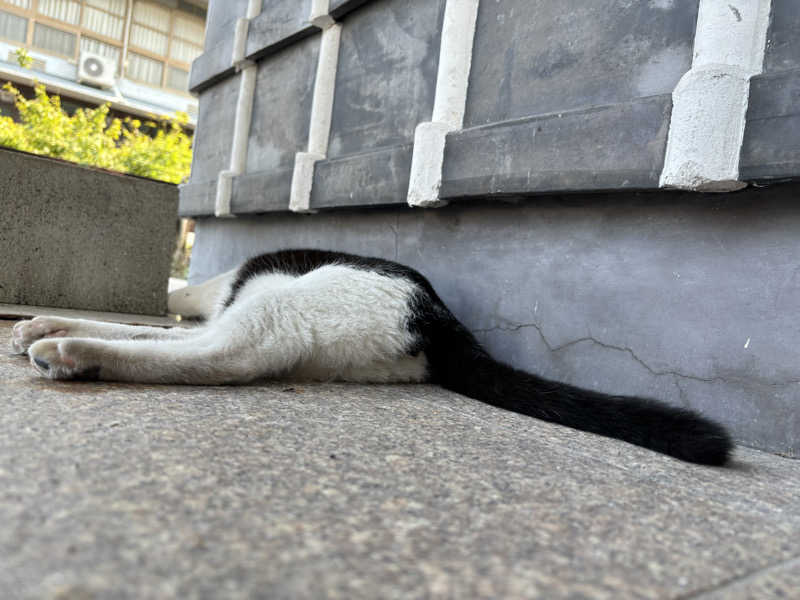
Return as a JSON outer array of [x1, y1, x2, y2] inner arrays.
[[85, 0, 125, 13], [82, 0, 126, 40], [126, 51, 162, 86], [37, 0, 81, 25], [130, 1, 169, 55], [80, 35, 120, 64], [170, 12, 202, 63], [125, 1, 203, 90], [33, 22, 76, 56], [0, 9, 27, 43], [0, 0, 205, 93], [167, 65, 188, 91]]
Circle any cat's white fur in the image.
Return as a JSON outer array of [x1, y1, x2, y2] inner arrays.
[[12, 265, 428, 384]]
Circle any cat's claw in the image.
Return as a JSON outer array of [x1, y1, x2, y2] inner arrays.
[[11, 317, 69, 354], [28, 339, 91, 380]]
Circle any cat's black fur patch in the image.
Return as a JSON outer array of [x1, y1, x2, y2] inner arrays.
[[221, 249, 437, 309], [224, 249, 732, 466]]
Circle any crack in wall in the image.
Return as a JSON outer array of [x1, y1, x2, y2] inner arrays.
[[473, 321, 800, 389], [673, 377, 690, 408]]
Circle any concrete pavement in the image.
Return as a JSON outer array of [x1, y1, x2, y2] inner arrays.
[[1, 320, 799, 599]]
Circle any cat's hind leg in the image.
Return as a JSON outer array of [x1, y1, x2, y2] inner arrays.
[[10, 316, 199, 355], [26, 326, 287, 384]]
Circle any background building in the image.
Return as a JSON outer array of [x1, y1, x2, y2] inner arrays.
[[0, 0, 206, 126]]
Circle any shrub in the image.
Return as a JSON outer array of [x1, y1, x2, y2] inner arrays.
[[0, 82, 192, 184]]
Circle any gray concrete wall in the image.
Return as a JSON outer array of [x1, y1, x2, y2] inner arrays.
[[188, 183, 800, 457], [0, 148, 177, 315], [310, 0, 445, 209], [740, 0, 800, 181], [462, 0, 697, 126], [182, 0, 800, 455], [182, 0, 800, 217]]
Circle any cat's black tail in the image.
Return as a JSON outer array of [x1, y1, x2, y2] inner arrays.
[[413, 296, 732, 466]]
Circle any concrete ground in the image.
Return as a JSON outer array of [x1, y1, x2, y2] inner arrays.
[[1, 319, 799, 600]]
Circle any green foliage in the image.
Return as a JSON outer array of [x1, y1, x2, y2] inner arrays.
[[0, 83, 192, 183], [13, 48, 33, 69]]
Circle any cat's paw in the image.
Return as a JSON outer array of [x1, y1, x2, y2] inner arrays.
[[28, 339, 100, 380], [11, 317, 70, 354]]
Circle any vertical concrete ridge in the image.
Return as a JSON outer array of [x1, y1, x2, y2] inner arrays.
[[289, 11, 342, 213], [310, 0, 335, 28], [214, 0, 262, 218], [407, 0, 480, 208], [231, 17, 250, 68], [659, 0, 772, 192]]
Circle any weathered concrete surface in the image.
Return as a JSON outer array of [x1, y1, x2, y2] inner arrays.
[[329, 0, 373, 20], [762, 0, 800, 73], [311, 144, 413, 209], [2, 320, 799, 599], [325, 0, 444, 160], [183, 34, 319, 217], [188, 0, 249, 93], [0, 148, 176, 315], [245, 0, 317, 62], [740, 69, 800, 182], [187, 73, 240, 188], [189, 183, 800, 456], [244, 35, 319, 181], [463, 0, 697, 127], [183, 0, 800, 216], [442, 95, 672, 199], [304, 0, 445, 209]]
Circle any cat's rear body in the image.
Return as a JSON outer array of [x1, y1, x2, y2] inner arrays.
[[12, 249, 732, 465]]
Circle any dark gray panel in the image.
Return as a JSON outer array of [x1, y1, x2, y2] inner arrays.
[[740, 69, 800, 181], [442, 95, 672, 199], [326, 0, 445, 159], [464, 0, 698, 127], [189, 0, 249, 91], [178, 180, 216, 217], [744, 69, 800, 121], [204, 0, 250, 51], [245, 0, 317, 61], [246, 35, 319, 176], [187, 74, 240, 185], [763, 0, 800, 73], [231, 169, 295, 213], [310, 144, 412, 208], [189, 34, 234, 93], [190, 0, 317, 93], [329, 0, 374, 19], [179, 170, 294, 217]]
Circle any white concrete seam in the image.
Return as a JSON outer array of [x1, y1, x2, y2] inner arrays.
[[310, 0, 335, 28], [289, 19, 342, 213], [214, 0, 262, 218], [659, 0, 772, 192], [245, 0, 260, 19], [407, 0, 480, 208], [231, 17, 249, 69]]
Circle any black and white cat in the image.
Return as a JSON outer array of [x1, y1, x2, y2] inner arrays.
[[11, 249, 732, 465]]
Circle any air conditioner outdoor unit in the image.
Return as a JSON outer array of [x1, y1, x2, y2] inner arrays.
[[77, 51, 116, 89]]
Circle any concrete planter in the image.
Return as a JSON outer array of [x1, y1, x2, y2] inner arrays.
[[0, 147, 178, 315]]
